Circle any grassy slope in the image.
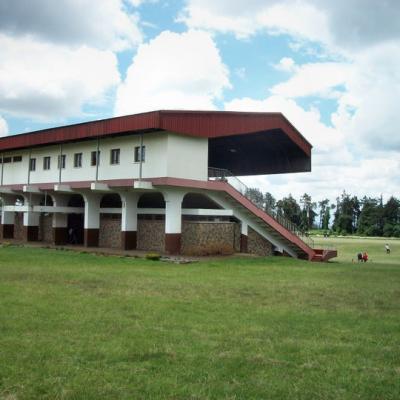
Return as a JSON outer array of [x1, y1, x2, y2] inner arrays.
[[0, 242, 399, 400]]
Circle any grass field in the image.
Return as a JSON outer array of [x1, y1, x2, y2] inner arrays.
[[0, 238, 399, 399]]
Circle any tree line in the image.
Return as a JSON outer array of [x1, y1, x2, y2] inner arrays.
[[245, 188, 400, 237]]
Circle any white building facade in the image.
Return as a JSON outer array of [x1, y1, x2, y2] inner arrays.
[[0, 110, 335, 261]]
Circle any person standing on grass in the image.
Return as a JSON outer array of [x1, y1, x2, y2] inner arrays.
[[362, 251, 368, 262], [357, 252, 363, 262], [385, 243, 391, 254]]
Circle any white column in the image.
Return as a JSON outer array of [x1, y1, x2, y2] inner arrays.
[[163, 189, 186, 254], [83, 193, 100, 230], [0, 194, 16, 238], [119, 192, 139, 250], [240, 220, 249, 253], [51, 194, 69, 228], [50, 194, 69, 245], [22, 194, 41, 241], [82, 193, 101, 247], [120, 192, 139, 232], [241, 221, 248, 236], [164, 190, 186, 234]]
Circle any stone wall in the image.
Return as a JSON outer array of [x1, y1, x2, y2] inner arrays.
[[14, 213, 24, 241], [181, 221, 239, 254], [39, 214, 54, 243], [99, 214, 121, 249], [137, 219, 165, 252], [248, 227, 273, 256]]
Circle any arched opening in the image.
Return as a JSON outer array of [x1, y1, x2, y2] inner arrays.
[[100, 194, 122, 208], [67, 194, 84, 244], [40, 194, 54, 206], [138, 192, 165, 208]]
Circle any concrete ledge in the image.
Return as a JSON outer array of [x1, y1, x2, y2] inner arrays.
[[54, 184, 72, 192], [134, 181, 154, 190], [23, 185, 41, 193], [91, 182, 110, 192]]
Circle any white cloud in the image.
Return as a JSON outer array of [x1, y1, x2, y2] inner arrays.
[[180, 0, 400, 52], [224, 94, 399, 202], [0, 0, 142, 51], [274, 57, 296, 72], [115, 30, 231, 115], [333, 42, 400, 152], [0, 34, 120, 120], [271, 62, 351, 99], [0, 116, 8, 137]]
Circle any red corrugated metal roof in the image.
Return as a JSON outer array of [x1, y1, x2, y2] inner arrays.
[[0, 110, 311, 156]]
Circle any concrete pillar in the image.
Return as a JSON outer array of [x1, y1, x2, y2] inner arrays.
[[22, 194, 41, 242], [240, 221, 248, 253], [0, 194, 16, 239], [163, 189, 186, 254], [120, 192, 139, 250], [51, 194, 69, 245], [82, 193, 100, 247]]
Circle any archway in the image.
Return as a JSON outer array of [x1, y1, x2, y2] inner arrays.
[[67, 194, 84, 244]]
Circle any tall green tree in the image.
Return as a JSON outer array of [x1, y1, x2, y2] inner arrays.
[[245, 188, 264, 209], [332, 191, 359, 234], [299, 193, 317, 230], [382, 196, 400, 237], [264, 192, 276, 215], [357, 196, 383, 236], [318, 199, 330, 229], [276, 194, 301, 226]]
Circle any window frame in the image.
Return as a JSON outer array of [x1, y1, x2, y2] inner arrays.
[[43, 156, 51, 170], [57, 154, 66, 169], [110, 148, 120, 165], [74, 153, 82, 168], [29, 158, 36, 172], [91, 150, 100, 166], [134, 145, 146, 163]]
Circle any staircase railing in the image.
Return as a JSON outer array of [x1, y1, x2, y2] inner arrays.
[[208, 167, 314, 249]]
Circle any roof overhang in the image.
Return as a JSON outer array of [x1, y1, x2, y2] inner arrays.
[[0, 110, 312, 175]]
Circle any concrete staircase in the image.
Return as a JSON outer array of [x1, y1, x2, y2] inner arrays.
[[208, 180, 336, 262]]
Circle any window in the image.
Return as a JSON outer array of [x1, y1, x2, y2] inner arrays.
[[13, 156, 22, 162], [3, 157, 12, 163], [74, 153, 82, 168], [134, 145, 145, 162], [29, 158, 36, 171], [91, 150, 100, 166], [43, 156, 51, 170], [110, 149, 120, 165], [57, 154, 66, 169]]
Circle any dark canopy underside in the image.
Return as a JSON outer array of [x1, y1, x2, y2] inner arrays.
[[208, 129, 311, 176]]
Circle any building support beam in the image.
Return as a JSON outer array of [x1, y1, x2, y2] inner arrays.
[[240, 221, 248, 253], [22, 194, 41, 242], [51, 194, 69, 245], [120, 192, 139, 250], [0, 194, 17, 239], [163, 189, 186, 255], [82, 193, 100, 247]]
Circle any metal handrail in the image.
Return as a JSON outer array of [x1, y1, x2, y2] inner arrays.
[[208, 167, 314, 249]]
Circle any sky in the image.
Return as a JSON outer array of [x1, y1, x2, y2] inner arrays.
[[0, 0, 399, 203]]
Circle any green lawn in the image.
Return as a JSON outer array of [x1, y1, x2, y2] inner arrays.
[[0, 240, 399, 399]]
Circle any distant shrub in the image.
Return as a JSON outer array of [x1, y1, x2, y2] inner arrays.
[[184, 244, 234, 256], [145, 253, 161, 261]]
